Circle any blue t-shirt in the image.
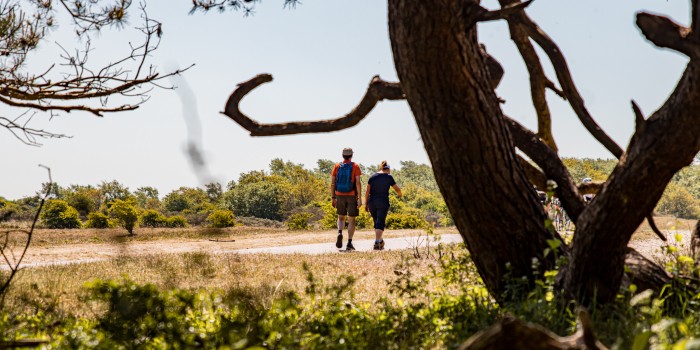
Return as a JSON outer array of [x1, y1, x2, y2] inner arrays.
[[368, 172, 396, 207]]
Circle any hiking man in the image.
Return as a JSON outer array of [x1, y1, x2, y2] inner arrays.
[[331, 148, 362, 251]]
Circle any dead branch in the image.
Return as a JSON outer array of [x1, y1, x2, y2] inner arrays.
[[505, 116, 585, 222], [459, 309, 607, 350], [498, 0, 557, 151], [222, 74, 404, 136], [477, 0, 533, 22], [518, 156, 547, 191], [0, 165, 52, 303], [631, 100, 645, 133], [636, 12, 700, 59], [509, 11, 624, 158], [624, 247, 672, 292]]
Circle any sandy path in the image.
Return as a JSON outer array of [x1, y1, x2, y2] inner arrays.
[[8, 234, 465, 269], [5, 229, 689, 270]]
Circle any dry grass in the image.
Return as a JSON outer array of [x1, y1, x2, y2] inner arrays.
[[631, 215, 698, 241], [4, 248, 443, 319]]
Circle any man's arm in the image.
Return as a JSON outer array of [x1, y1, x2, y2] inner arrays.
[[330, 175, 337, 208], [355, 175, 362, 206]]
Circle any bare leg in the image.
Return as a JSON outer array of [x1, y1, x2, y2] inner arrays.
[[347, 216, 356, 239], [375, 228, 384, 242], [337, 215, 345, 233]]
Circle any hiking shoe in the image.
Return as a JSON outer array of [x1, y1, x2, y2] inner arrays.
[[373, 240, 385, 251], [346, 242, 355, 251], [335, 234, 343, 248]]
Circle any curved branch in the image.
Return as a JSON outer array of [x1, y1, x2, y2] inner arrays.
[[637, 12, 700, 59], [504, 116, 585, 222], [511, 12, 624, 158], [498, 0, 557, 151], [222, 74, 405, 136], [477, 0, 533, 22]]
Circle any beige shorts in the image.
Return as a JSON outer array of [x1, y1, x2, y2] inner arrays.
[[336, 195, 359, 217]]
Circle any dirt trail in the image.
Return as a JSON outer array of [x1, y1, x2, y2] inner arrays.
[[5, 229, 688, 270], [10, 234, 465, 269]]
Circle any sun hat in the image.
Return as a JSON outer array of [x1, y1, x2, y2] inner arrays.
[[342, 148, 353, 156]]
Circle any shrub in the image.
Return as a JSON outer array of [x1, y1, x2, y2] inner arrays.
[[140, 209, 166, 228], [207, 210, 236, 228], [385, 213, 427, 229], [656, 183, 700, 219], [109, 199, 139, 235], [287, 212, 313, 230], [165, 215, 188, 228], [84, 212, 113, 229], [40, 200, 82, 229]]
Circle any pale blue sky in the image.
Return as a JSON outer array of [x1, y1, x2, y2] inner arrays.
[[0, 0, 691, 199]]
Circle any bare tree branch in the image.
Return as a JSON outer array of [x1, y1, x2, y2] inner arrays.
[[477, 0, 533, 22], [498, 0, 558, 151], [222, 74, 405, 136], [631, 100, 645, 133], [637, 12, 700, 59], [508, 12, 624, 158], [0, 165, 52, 303], [504, 116, 585, 222], [517, 155, 548, 191]]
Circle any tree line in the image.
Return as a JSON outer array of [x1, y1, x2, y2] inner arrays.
[[2, 158, 698, 234], [0, 159, 451, 233]]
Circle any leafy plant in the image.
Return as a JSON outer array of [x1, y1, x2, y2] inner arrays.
[[40, 200, 81, 229], [109, 199, 139, 235], [287, 212, 313, 230], [207, 210, 235, 228], [165, 215, 188, 228], [140, 209, 166, 228], [84, 212, 113, 229]]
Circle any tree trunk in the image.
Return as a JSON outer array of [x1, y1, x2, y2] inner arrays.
[[387, 0, 560, 298], [565, 61, 700, 302]]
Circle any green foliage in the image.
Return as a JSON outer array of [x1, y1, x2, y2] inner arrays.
[[109, 199, 139, 234], [223, 181, 284, 220], [287, 212, 313, 230], [63, 185, 101, 217], [163, 187, 214, 214], [84, 212, 113, 229], [385, 212, 428, 229], [99, 180, 132, 208], [0, 197, 18, 221], [40, 200, 82, 229], [140, 209, 167, 228], [207, 209, 236, 228], [165, 215, 188, 228], [134, 186, 161, 210], [562, 157, 617, 182], [656, 183, 700, 219]]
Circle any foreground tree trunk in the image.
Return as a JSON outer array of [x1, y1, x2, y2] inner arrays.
[[387, 0, 559, 297]]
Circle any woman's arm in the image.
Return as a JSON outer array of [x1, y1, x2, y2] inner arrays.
[[392, 184, 402, 198], [364, 184, 371, 205]]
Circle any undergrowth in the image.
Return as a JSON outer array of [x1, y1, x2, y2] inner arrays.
[[3, 241, 700, 349]]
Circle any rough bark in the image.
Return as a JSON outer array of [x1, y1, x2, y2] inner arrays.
[[565, 60, 700, 302], [387, 0, 560, 297]]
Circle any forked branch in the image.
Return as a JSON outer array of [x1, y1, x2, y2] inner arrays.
[[508, 11, 624, 158], [222, 74, 405, 136]]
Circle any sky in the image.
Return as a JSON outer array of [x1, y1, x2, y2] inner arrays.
[[0, 0, 691, 199]]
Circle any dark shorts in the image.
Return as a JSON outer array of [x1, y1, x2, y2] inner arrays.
[[368, 203, 390, 230], [336, 195, 359, 217]]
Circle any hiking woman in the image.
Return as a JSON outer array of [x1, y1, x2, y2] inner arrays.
[[364, 161, 402, 250]]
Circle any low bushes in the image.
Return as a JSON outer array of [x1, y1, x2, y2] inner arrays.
[[40, 200, 82, 229], [207, 210, 236, 228], [84, 212, 113, 229]]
